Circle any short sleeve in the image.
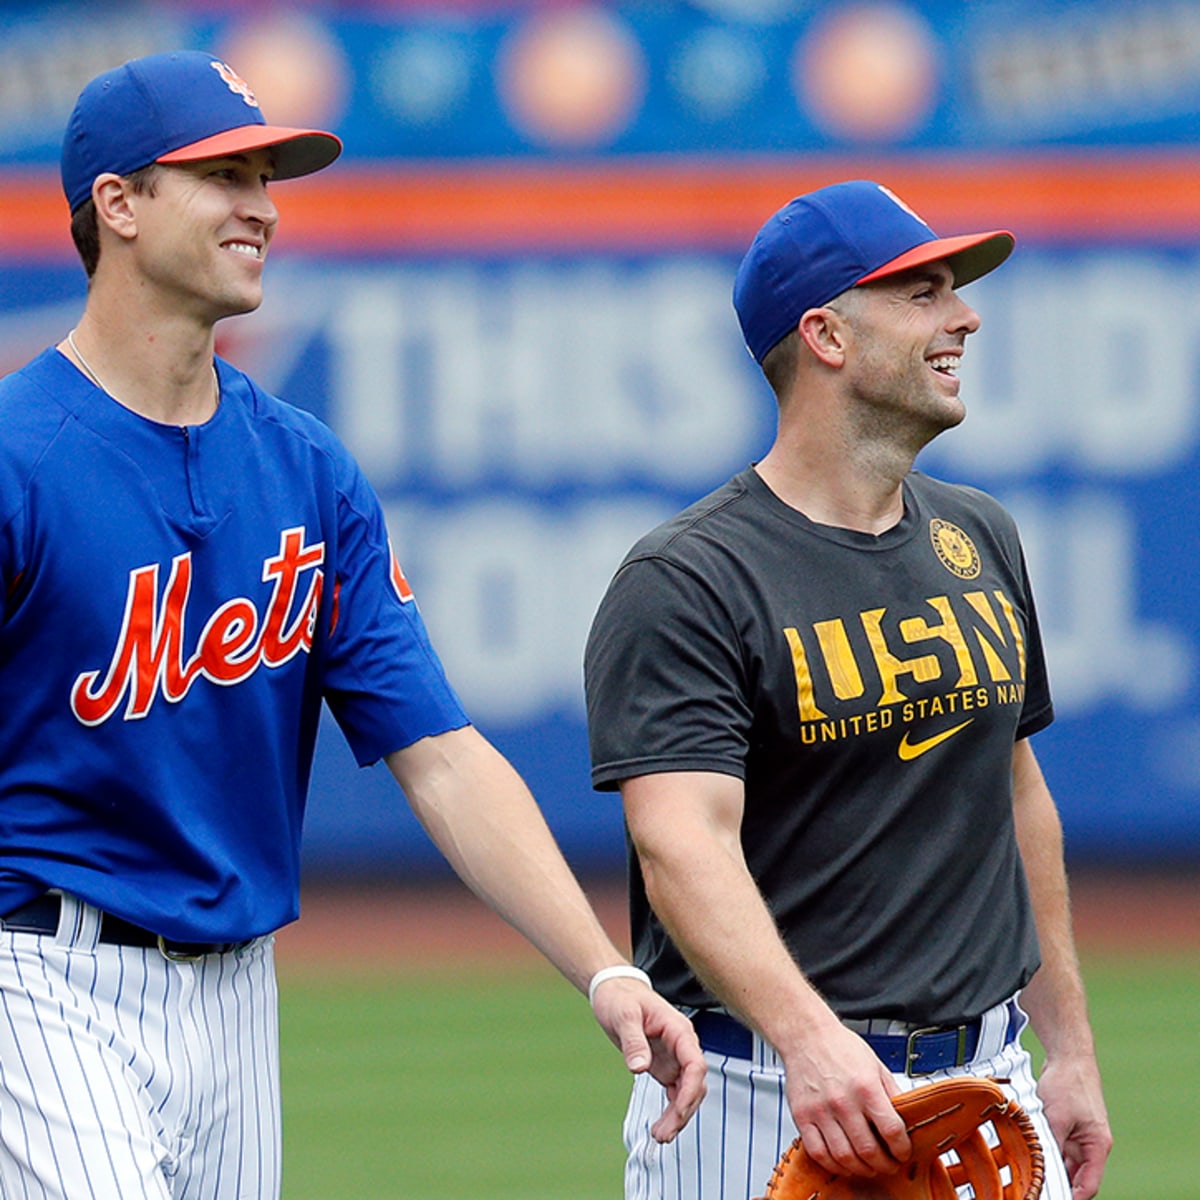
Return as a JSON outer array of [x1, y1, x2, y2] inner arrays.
[[584, 555, 752, 789], [321, 465, 468, 764], [1014, 544, 1054, 740]]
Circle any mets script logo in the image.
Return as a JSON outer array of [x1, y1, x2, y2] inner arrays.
[[210, 60, 260, 108], [70, 528, 324, 726], [930, 519, 981, 580]]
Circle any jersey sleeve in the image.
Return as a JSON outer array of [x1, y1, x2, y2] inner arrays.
[[320, 463, 468, 765], [584, 554, 752, 789], [1014, 543, 1054, 740]]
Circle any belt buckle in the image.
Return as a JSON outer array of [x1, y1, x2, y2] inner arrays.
[[905, 1024, 968, 1077], [156, 935, 206, 962]]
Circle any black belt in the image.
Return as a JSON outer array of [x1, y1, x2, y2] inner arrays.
[[0, 894, 251, 961], [693, 1004, 1018, 1077]]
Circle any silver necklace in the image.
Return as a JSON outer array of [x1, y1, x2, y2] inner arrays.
[[65, 328, 109, 392], [66, 328, 219, 414]]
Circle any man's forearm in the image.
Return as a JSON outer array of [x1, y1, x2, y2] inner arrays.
[[1011, 739, 1112, 1197], [624, 771, 840, 1047], [387, 727, 628, 991], [1011, 739, 1095, 1056]]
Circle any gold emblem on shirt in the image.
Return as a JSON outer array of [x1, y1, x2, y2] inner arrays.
[[930, 519, 981, 580]]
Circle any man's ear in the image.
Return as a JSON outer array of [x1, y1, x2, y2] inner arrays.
[[92, 174, 139, 243], [797, 306, 849, 368]]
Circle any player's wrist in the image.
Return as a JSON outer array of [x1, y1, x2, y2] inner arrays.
[[587, 964, 653, 1006]]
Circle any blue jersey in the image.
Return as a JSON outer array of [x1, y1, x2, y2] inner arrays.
[[0, 349, 469, 940]]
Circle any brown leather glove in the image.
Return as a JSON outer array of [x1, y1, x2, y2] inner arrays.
[[758, 1076, 1045, 1200]]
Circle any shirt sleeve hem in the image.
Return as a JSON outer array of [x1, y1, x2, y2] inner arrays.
[[590, 756, 745, 791], [1016, 701, 1054, 742]]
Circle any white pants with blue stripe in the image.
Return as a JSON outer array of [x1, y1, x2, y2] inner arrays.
[[624, 997, 1072, 1200], [0, 896, 281, 1200]]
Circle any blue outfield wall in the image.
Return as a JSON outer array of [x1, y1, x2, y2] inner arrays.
[[286, 247, 1200, 873], [0, 0, 1198, 872]]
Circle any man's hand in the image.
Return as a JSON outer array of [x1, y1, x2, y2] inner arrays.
[[782, 1020, 911, 1177], [1037, 1053, 1111, 1199], [590, 976, 707, 1142]]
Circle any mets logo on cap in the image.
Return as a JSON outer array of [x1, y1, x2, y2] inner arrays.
[[211, 60, 259, 108], [930, 519, 981, 580]]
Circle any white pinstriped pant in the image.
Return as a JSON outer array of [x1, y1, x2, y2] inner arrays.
[[624, 997, 1073, 1200], [0, 896, 281, 1200]]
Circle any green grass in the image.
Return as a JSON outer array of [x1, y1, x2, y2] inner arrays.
[[1035, 953, 1200, 1200], [279, 952, 1198, 1199], [279, 965, 630, 1199]]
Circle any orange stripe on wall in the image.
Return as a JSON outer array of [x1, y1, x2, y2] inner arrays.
[[3, 151, 1198, 258]]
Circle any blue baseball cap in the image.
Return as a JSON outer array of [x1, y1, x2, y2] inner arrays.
[[61, 50, 343, 213], [733, 181, 1014, 364]]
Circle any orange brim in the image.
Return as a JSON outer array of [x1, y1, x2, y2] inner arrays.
[[856, 230, 1015, 288], [157, 124, 342, 180]]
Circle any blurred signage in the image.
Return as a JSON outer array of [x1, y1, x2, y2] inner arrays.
[[1, 0, 1198, 869], [3, 1, 1200, 164]]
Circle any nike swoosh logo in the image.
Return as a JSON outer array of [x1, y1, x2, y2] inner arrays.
[[897, 718, 974, 761]]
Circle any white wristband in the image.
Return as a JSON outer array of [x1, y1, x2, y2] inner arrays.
[[588, 964, 653, 1006]]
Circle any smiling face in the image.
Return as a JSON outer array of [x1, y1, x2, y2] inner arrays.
[[832, 260, 982, 442], [122, 147, 279, 324]]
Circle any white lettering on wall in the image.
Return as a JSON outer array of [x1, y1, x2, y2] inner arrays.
[[301, 253, 1200, 722], [944, 255, 1199, 475], [1004, 489, 1192, 714], [329, 259, 760, 489], [385, 499, 673, 720]]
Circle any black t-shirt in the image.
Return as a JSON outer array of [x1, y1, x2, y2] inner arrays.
[[585, 467, 1050, 1024]]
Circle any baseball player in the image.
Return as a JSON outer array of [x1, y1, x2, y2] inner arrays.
[[0, 51, 704, 1200], [584, 182, 1111, 1200]]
